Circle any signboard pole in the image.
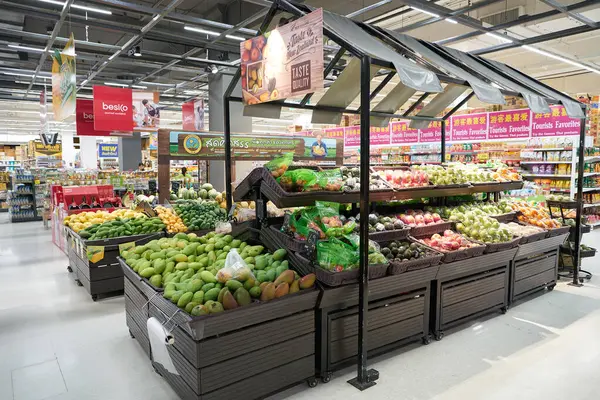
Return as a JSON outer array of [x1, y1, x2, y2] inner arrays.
[[571, 119, 586, 287], [440, 120, 446, 162]]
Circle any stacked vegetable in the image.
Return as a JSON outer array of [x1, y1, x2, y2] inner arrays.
[[64, 209, 146, 232], [173, 200, 228, 231], [78, 217, 164, 240], [122, 232, 317, 316], [155, 205, 187, 234]]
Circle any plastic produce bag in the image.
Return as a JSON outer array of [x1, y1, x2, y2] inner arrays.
[[317, 238, 359, 272], [265, 152, 294, 178], [277, 168, 318, 192], [216, 249, 255, 282], [303, 169, 343, 192]]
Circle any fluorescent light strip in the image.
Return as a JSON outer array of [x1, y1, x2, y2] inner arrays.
[[485, 32, 513, 43], [140, 81, 175, 87], [104, 82, 127, 87], [131, 85, 148, 89], [411, 6, 440, 18], [108, 53, 118, 61], [38, 0, 111, 14], [446, 18, 458, 24], [522, 45, 600, 74], [0, 110, 54, 114], [225, 35, 245, 41], [1, 72, 33, 78], [8, 44, 46, 53], [184, 26, 219, 36]]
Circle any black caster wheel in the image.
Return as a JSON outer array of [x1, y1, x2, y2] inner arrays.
[[91, 294, 98, 302], [76, 280, 83, 287], [153, 366, 161, 376], [547, 284, 555, 291], [129, 329, 135, 339], [307, 377, 318, 388], [434, 331, 444, 341], [501, 306, 509, 314], [67, 266, 72, 273], [579, 278, 585, 283], [422, 335, 432, 345], [321, 372, 332, 383]]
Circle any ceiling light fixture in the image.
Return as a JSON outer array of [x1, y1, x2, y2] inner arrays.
[[411, 6, 440, 18], [8, 44, 46, 53], [226, 35, 245, 41], [104, 82, 127, 87], [522, 45, 600, 74], [139, 81, 175, 87], [184, 26, 219, 36], [1, 71, 34, 78], [108, 54, 117, 61], [485, 32, 513, 43], [131, 85, 148, 89], [210, 64, 218, 74], [446, 18, 458, 24], [133, 45, 142, 57], [38, 0, 112, 14]]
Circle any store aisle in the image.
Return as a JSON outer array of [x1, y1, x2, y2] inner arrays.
[[1, 216, 599, 400]]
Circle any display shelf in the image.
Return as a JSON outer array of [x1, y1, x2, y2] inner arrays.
[[522, 174, 571, 178], [520, 161, 571, 165], [584, 203, 600, 208], [584, 156, 600, 162], [522, 148, 569, 152], [582, 187, 600, 192], [583, 172, 600, 177]]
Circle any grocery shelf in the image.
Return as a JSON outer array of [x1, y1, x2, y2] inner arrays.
[[583, 172, 600, 177], [584, 203, 600, 209], [521, 148, 569, 152], [522, 174, 571, 178], [549, 188, 570, 192], [584, 156, 600, 162], [582, 187, 600, 192], [520, 161, 571, 165]]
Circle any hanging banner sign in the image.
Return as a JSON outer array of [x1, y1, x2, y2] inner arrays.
[[182, 99, 205, 131], [344, 126, 360, 148], [93, 86, 133, 132], [133, 91, 161, 131], [31, 140, 61, 156], [98, 143, 119, 158], [148, 132, 158, 150], [370, 125, 391, 146], [323, 127, 344, 139], [76, 99, 111, 136], [168, 131, 338, 159], [390, 121, 419, 144], [488, 109, 531, 139], [40, 87, 48, 136], [449, 112, 488, 141], [418, 121, 442, 143], [240, 8, 324, 105], [52, 33, 76, 121], [531, 105, 581, 137]]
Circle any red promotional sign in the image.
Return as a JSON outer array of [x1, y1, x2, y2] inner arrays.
[[370, 125, 391, 146], [450, 112, 487, 141], [418, 121, 442, 143], [76, 99, 110, 136], [531, 105, 581, 137], [323, 127, 344, 139], [182, 99, 205, 131], [390, 121, 418, 144], [488, 109, 530, 139], [344, 126, 360, 147], [93, 86, 133, 132]]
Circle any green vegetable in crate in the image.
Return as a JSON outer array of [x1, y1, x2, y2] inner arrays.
[[173, 200, 228, 231], [79, 217, 165, 240]]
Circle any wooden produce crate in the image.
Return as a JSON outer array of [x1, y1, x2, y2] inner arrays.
[[124, 276, 155, 360], [147, 287, 320, 400], [509, 233, 567, 304], [316, 266, 437, 382], [432, 247, 518, 340]]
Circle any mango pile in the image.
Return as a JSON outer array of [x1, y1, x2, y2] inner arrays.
[[64, 209, 146, 233], [122, 232, 316, 316], [78, 217, 165, 240], [155, 205, 187, 234]]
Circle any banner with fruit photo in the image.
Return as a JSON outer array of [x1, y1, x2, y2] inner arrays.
[[240, 8, 324, 105]]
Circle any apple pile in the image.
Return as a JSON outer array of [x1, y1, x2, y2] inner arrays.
[[398, 209, 444, 227], [418, 230, 480, 252], [375, 169, 430, 188], [454, 214, 513, 243], [429, 201, 513, 220]]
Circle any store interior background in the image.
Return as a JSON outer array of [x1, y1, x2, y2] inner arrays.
[[2, 1, 600, 400]]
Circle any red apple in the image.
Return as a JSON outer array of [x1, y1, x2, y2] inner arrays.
[[443, 230, 454, 237], [432, 213, 441, 222], [424, 214, 433, 224], [405, 215, 415, 226]]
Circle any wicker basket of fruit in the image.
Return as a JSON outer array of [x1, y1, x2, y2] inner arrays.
[[411, 229, 485, 263], [501, 221, 547, 244], [396, 209, 451, 237], [364, 213, 411, 241], [379, 239, 443, 275]]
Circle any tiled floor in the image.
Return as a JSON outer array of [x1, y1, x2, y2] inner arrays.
[[1, 215, 599, 400]]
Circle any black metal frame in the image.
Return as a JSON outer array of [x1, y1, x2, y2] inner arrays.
[[221, 0, 589, 389]]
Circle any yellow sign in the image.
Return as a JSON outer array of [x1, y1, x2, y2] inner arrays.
[[118, 242, 135, 256], [31, 140, 62, 156], [87, 246, 105, 263], [52, 33, 76, 121]]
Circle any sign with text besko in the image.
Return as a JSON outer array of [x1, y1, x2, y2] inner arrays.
[[168, 131, 338, 159], [52, 33, 76, 121], [76, 99, 111, 136], [98, 143, 119, 158], [93, 86, 133, 132], [240, 8, 323, 105], [182, 99, 205, 131], [488, 109, 530, 139], [531, 105, 581, 137]]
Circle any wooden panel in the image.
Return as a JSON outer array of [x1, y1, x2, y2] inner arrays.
[[124, 277, 149, 313], [330, 315, 423, 364], [442, 288, 505, 325], [442, 273, 505, 306], [125, 294, 148, 339], [514, 269, 556, 296], [126, 312, 150, 359], [437, 248, 516, 281], [515, 234, 567, 259], [330, 295, 425, 340], [515, 255, 557, 281]]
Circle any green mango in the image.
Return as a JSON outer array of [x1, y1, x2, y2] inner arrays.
[[192, 290, 204, 304], [177, 292, 194, 308], [149, 274, 162, 288]]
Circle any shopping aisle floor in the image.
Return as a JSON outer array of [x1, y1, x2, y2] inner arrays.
[[1, 216, 599, 400]]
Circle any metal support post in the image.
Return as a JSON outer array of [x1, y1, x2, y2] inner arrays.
[[570, 116, 587, 286], [348, 55, 379, 391], [440, 120, 446, 163]]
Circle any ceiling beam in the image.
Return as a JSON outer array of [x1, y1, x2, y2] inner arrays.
[[24, 0, 74, 99], [539, 0, 598, 28], [436, 0, 600, 45]]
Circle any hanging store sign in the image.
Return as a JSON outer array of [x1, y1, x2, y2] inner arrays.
[[390, 121, 419, 144], [240, 8, 324, 105], [449, 112, 488, 141], [133, 91, 161, 131], [40, 87, 48, 136], [98, 143, 119, 158], [370, 125, 391, 146], [148, 132, 158, 150], [93, 86, 133, 132], [418, 121, 442, 143], [52, 33, 76, 121], [76, 99, 111, 136], [488, 109, 530, 139], [31, 140, 61, 156], [323, 127, 344, 139], [168, 131, 338, 159], [531, 105, 581, 137], [182, 99, 205, 131]]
